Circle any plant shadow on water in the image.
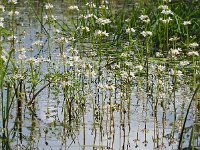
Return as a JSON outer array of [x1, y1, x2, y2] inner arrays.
[[0, 0, 200, 149]]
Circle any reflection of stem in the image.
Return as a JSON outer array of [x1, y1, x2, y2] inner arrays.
[[106, 105, 109, 148], [15, 81, 23, 144], [153, 106, 158, 148], [28, 82, 51, 106], [83, 113, 85, 150], [122, 113, 125, 150], [193, 56, 196, 89], [171, 71, 177, 142], [30, 114, 36, 148], [178, 84, 200, 149], [93, 127, 97, 149]]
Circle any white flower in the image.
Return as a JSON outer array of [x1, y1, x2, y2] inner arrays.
[[189, 42, 199, 48], [135, 65, 143, 71], [177, 70, 183, 77], [96, 18, 111, 25], [158, 5, 169, 10], [141, 31, 152, 37], [99, 5, 108, 9], [53, 29, 60, 33], [139, 15, 148, 20], [18, 47, 26, 52], [126, 28, 136, 33], [90, 70, 97, 78], [83, 13, 97, 19], [94, 30, 109, 37], [156, 52, 163, 57], [68, 5, 79, 11], [187, 51, 199, 56], [163, 0, 171, 2], [169, 48, 182, 56], [8, 10, 19, 16], [86, 2, 96, 8], [7, 35, 17, 41], [121, 52, 127, 57], [8, 0, 17, 4], [43, 15, 56, 21], [125, 18, 130, 22], [13, 74, 24, 80], [170, 69, 174, 75], [161, 9, 173, 15], [81, 26, 90, 32], [0, 5, 5, 12], [130, 72, 135, 78], [32, 40, 43, 46], [0, 17, 4, 27], [45, 3, 53, 9], [183, 21, 191, 26], [169, 36, 179, 41], [0, 22, 3, 28], [1, 55, 7, 61], [0, 17, 4, 22], [27, 57, 37, 64], [121, 71, 129, 79], [139, 15, 150, 23], [159, 17, 172, 23], [171, 70, 183, 77], [18, 52, 26, 60], [180, 61, 189, 66], [158, 79, 164, 86], [157, 65, 165, 72], [55, 37, 68, 44]]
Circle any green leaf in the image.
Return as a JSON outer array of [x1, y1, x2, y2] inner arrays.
[[0, 28, 10, 35]]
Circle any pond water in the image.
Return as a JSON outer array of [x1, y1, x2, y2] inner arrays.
[[0, 0, 200, 150]]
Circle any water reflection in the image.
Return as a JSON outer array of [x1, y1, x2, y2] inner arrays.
[[0, 0, 200, 150]]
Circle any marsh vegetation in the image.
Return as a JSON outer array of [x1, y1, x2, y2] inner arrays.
[[0, 0, 200, 149]]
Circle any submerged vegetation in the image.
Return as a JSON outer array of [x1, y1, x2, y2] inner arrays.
[[0, 0, 200, 149]]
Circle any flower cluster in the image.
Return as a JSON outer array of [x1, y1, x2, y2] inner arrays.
[[8, 10, 19, 16], [94, 30, 109, 37], [7, 35, 17, 42], [189, 42, 199, 48], [97, 83, 115, 91], [32, 40, 43, 46], [96, 18, 111, 25], [45, 3, 54, 10], [169, 36, 179, 42], [0, 5, 5, 12], [0, 17, 4, 28], [139, 15, 150, 23], [126, 28, 136, 33], [160, 6, 172, 14], [180, 61, 189, 66], [159, 17, 172, 24], [77, 26, 90, 32], [169, 48, 182, 57], [183, 21, 191, 26], [44, 15, 56, 21], [8, 0, 17, 4], [18, 47, 26, 60], [68, 5, 79, 11], [79, 13, 97, 19], [140, 31, 152, 37], [86, 2, 96, 8], [157, 65, 165, 72], [187, 51, 199, 56]]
